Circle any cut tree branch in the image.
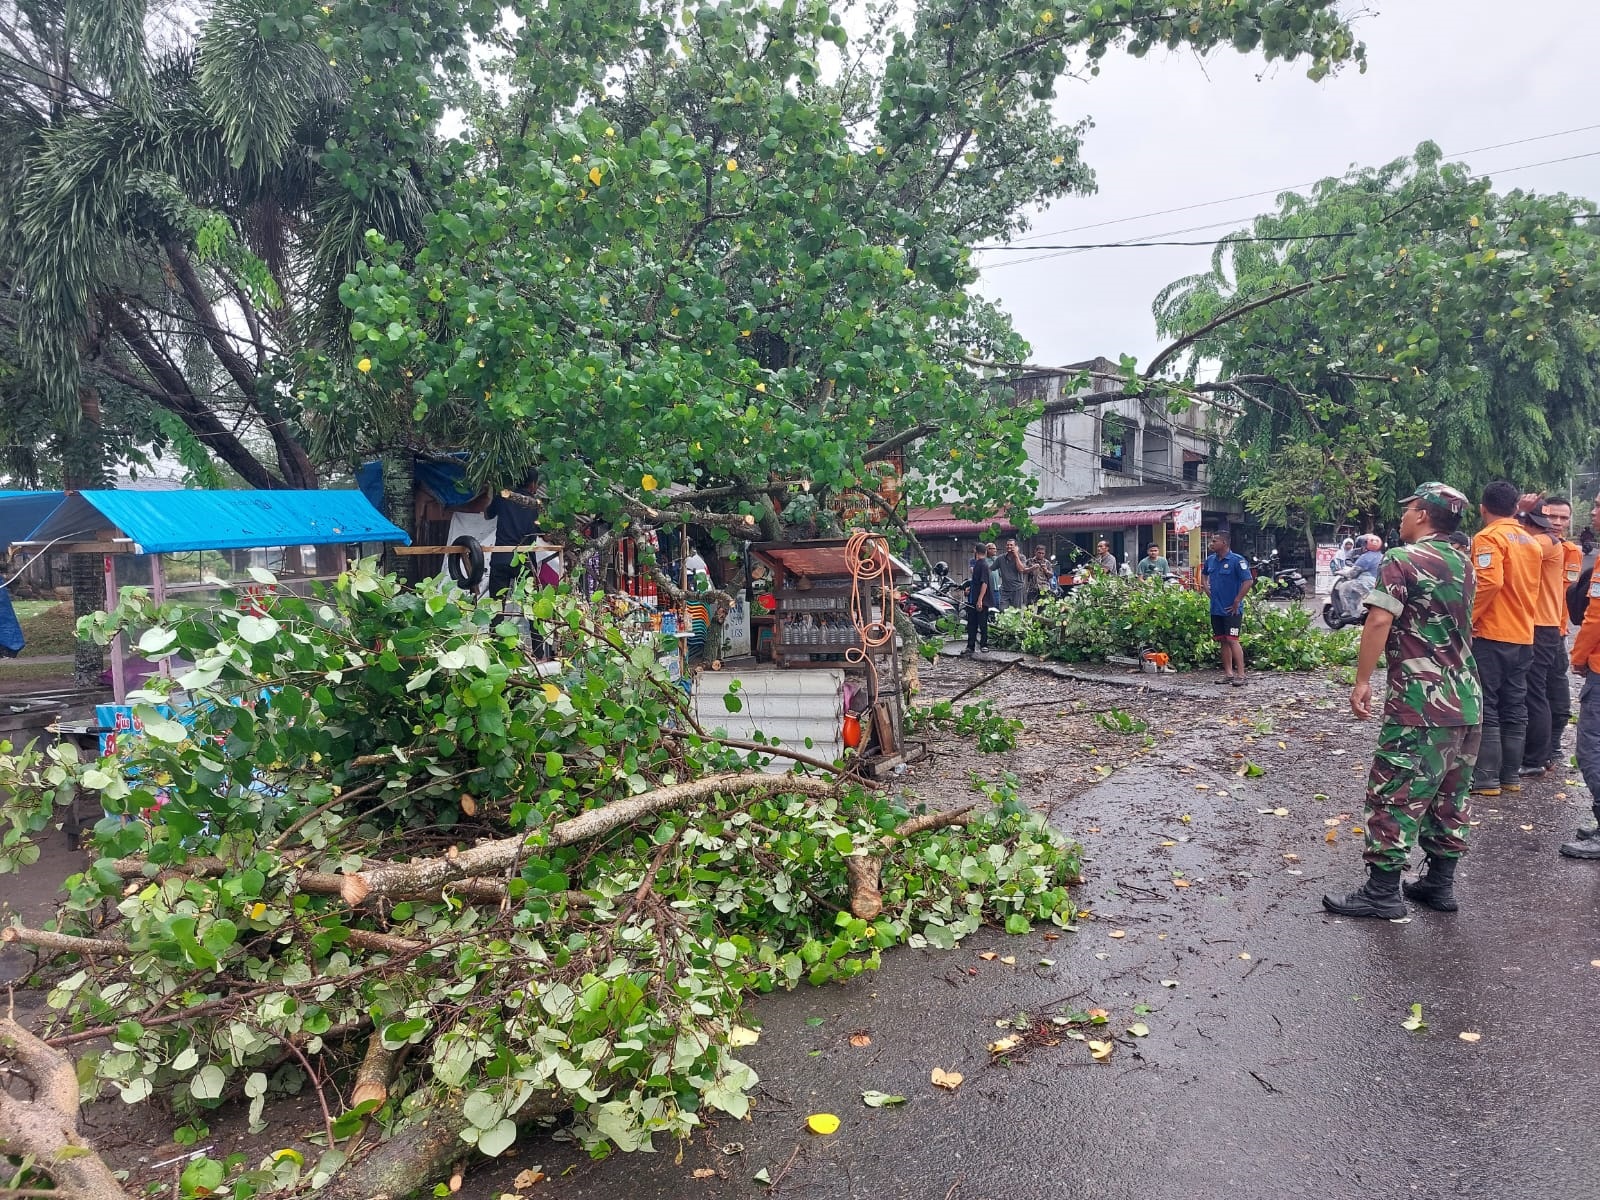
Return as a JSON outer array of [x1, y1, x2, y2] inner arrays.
[[339, 773, 840, 905]]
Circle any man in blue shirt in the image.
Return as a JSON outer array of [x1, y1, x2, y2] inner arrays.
[[1201, 530, 1255, 686], [1352, 535, 1384, 578]]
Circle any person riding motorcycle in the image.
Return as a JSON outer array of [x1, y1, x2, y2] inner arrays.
[[1331, 535, 1384, 621]]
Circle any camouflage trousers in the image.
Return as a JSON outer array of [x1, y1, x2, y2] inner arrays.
[[1362, 722, 1481, 870]]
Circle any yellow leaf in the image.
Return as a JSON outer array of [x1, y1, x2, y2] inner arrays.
[[728, 1025, 760, 1047], [272, 1149, 304, 1166], [1126, 1022, 1149, 1038], [999, 955, 1016, 965], [249, 902, 267, 920], [1172, 879, 1190, 889], [988, 1034, 1022, 1054], [604, 126, 615, 137], [725, 158, 738, 171], [641, 473, 658, 491], [755, 382, 767, 393], [1239, 953, 1251, 961], [1458, 1032, 1482, 1043], [930, 1067, 963, 1090], [806, 1113, 840, 1135], [1469, 215, 1480, 227], [588, 166, 603, 185], [540, 683, 562, 703], [1088, 1040, 1113, 1061], [356, 357, 372, 373], [1108, 930, 1126, 939], [978, 951, 997, 961], [1325, 828, 1338, 844]]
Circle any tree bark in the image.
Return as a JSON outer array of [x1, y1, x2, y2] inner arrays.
[[340, 773, 839, 905], [0, 1017, 128, 1200], [63, 381, 107, 687]]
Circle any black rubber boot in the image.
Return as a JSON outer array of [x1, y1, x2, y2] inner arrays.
[[1323, 866, 1407, 919], [1470, 725, 1502, 795], [1500, 723, 1528, 792], [1402, 855, 1459, 912]]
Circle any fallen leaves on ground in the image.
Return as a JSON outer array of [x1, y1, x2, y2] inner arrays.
[[692, 1168, 717, 1179], [513, 1168, 547, 1188], [1000, 955, 1016, 965], [1172, 879, 1191, 888], [1238, 953, 1251, 961], [1108, 930, 1126, 939], [807, 1113, 841, 1135], [978, 952, 997, 961], [849, 1033, 872, 1048], [861, 1091, 907, 1107], [931, 1068, 963, 1091], [988, 1035, 1023, 1054], [1161, 979, 1180, 988], [1458, 1032, 1482, 1043], [728, 1026, 760, 1047], [1088, 1040, 1114, 1061], [1520, 824, 1534, 832], [1126, 1023, 1150, 1037], [1402, 1003, 1427, 1032]]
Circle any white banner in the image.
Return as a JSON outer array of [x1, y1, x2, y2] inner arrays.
[[1172, 502, 1202, 535]]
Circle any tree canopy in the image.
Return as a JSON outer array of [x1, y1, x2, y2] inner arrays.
[[1150, 144, 1600, 540]]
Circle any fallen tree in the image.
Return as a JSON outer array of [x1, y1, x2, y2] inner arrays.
[[0, 564, 1079, 1197]]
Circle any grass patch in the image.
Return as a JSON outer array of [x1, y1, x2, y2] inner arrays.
[[14, 600, 76, 656]]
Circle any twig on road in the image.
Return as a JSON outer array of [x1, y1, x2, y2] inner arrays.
[[1248, 1069, 1285, 1095], [947, 658, 1019, 705], [944, 1175, 965, 1200], [769, 1143, 803, 1194]]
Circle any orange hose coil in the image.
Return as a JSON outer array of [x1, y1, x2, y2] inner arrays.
[[843, 530, 896, 696]]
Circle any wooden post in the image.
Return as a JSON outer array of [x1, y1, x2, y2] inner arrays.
[[104, 555, 125, 703]]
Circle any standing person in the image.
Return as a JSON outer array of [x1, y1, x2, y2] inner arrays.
[[998, 538, 1027, 611], [1136, 543, 1169, 579], [485, 472, 541, 596], [1468, 480, 1545, 796], [1519, 495, 1579, 777], [1562, 488, 1600, 859], [1026, 546, 1053, 602], [964, 547, 994, 654], [983, 542, 1007, 611], [1094, 540, 1117, 574], [1324, 484, 1479, 918], [1201, 530, 1254, 686]]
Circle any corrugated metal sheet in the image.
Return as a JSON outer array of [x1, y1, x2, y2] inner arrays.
[[22, 490, 409, 553], [694, 669, 844, 773], [905, 506, 1015, 537]]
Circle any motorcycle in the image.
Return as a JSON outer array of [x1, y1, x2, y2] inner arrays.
[[1251, 549, 1308, 602], [900, 564, 960, 635], [1322, 563, 1373, 629]]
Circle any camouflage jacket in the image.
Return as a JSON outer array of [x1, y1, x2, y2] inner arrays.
[[1363, 536, 1482, 726]]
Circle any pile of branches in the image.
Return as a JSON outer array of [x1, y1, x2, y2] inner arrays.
[[0, 565, 1079, 1199]]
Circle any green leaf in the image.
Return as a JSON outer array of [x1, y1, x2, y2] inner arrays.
[[861, 1090, 907, 1107], [190, 1064, 227, 1101], [1401, 1003, 1427, 1032], [237, 614, 280, 644], [477, 1117, 517, 1157]]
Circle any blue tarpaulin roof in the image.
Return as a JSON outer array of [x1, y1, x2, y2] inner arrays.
[[0, 491, 66, 553], [20, 490, 409, 553]]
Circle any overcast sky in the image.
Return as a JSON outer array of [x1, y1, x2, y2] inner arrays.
[[976, 0, 1600, 369]]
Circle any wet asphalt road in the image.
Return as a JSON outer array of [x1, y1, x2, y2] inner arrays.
[[465, 659, 1600, 1200], [7, 657, 1600, 1199]]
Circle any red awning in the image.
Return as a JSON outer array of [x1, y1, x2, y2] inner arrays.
[[905, 505, 1015, 536], [1032, 507, 1176, 531]]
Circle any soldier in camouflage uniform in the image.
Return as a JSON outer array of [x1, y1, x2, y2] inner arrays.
[[1324, 483, 1482, 919]]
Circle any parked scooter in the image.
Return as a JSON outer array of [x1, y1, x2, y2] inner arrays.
[[1251, 549, 1309, 602], [1322, 563, 1373, 629], [901, 561, 961, 634]]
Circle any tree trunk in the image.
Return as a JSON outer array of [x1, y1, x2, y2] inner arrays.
[[380, 449, 415, 579], [63, 384, 108, 686]]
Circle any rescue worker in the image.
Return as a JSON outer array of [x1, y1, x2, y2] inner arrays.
[[1324, 484, 1479, 918], [1519, 495, 1580, 777], [1467, 480, 1544, 797], [1561, 488, 1600, 859]]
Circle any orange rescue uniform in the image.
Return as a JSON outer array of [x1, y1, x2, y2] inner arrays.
[[1571, 564, 1600, 673], [1532, 533, 1582, 630], [1470, 517, 1543, 645]]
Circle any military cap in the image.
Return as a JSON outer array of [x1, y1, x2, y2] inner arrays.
[[1408, 481, 1468, 515]]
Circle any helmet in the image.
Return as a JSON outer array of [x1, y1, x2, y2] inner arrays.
[[933, 560, 949, 576]]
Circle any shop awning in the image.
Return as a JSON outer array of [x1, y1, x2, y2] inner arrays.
[[1032, 507, 1177, 531], [905, 505, 1015, 537], [20, 490, 410, 553]]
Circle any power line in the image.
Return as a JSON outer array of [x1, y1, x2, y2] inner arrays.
[[978, 148, 1600, 269], [972, 206, 1599, 256], [999, 123, 1600, 248]]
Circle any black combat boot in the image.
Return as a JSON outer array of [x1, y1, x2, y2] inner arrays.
[[1402, 855, 1459, 912], [1560, 806, 1600, 860], [1470, 725, 1502, 797], [1322, 866, 1407, 919]]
